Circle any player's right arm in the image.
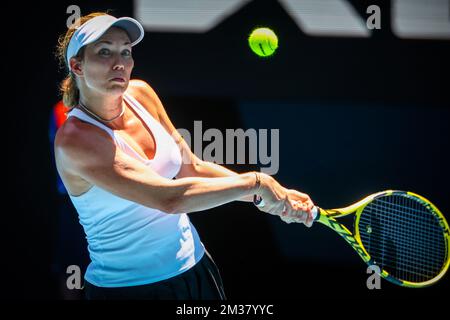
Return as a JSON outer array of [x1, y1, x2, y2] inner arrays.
[[54, 120, 301, 216]]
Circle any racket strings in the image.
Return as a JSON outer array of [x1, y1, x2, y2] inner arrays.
[[360, 247, 444, 271], [362, 239, 445, 262], [363, 198, 445, 281], [359, 223, 445, 253], [358, 194, 446, 283], [371, 199, 444, 227], [360, 198, 445, 281]]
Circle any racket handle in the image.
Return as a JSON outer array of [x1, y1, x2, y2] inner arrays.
[[311, 206, 319, 220], [256, 198, 320, 220]]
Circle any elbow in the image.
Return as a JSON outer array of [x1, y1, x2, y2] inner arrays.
[[189, 158, 206, 177], [158, 195, 183, 214], [150, 179, 192, 214], [141, 179, 184, 214], [193, 158, 205, 172]]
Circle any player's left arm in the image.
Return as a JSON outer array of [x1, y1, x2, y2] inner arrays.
[[130, 79, 253, 202]]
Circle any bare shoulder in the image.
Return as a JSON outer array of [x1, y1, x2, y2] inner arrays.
[[128, 79, 158, 98], [126, 79, 161, 121], [54, 117, 117, 195], [55, 116, 114, 172], [56, 117, 111, 151]]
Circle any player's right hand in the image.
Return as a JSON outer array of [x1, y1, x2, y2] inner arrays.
[[256, 173, 313, 227]]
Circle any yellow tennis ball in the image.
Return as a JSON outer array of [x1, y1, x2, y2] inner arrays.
[[248, 27, 278, 57]]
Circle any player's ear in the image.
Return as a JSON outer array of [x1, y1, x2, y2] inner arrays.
[[69, 57, 84, 78]]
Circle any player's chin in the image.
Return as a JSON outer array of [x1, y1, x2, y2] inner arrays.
[[106, 82, 129, 93]]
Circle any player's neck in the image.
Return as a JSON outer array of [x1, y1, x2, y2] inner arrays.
[[79, 92, 127, 127]]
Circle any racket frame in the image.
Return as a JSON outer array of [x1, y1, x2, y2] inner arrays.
[[315, 190, 450, 288]]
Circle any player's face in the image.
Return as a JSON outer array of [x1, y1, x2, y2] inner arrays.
[[80, 27, 134, 96]]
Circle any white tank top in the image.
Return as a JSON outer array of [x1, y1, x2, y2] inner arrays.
[[67, 92, 205, 287]]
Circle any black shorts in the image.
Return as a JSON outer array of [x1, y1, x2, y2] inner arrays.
[[84, 250, 226, 300]]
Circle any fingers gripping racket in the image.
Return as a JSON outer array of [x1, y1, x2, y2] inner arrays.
[[262, 190, 450, 287]]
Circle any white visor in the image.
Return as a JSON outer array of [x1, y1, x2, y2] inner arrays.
[[66, 14, 144, 69]]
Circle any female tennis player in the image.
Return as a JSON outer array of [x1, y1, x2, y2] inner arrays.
[[54, 12, 315, 300]]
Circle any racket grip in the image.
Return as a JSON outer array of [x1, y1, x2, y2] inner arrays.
[[311, 206, 319, 220], [256, 198, 320, 220]]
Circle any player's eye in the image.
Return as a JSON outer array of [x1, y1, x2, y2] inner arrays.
[[98, 48, 111, 55]]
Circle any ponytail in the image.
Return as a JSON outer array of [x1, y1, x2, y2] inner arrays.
[[60, 73, 79, 108]]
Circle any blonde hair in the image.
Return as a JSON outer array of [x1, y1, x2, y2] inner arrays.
[[56, 12, 108, 108]]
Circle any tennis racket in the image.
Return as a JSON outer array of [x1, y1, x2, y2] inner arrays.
[[260, 190, 449, 287]]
